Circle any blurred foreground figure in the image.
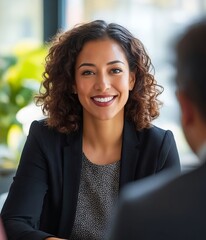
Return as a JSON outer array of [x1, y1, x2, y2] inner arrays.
[[107, 18, 206, 240]]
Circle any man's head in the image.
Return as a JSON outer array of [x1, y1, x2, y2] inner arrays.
[[176, 18, 206, 153]]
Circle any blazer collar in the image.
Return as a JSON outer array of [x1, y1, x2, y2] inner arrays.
[[62, 120, 142, 190], [59, 127, 83, 237], [58, 121, 141, 237], [119, 120, 141, 188]]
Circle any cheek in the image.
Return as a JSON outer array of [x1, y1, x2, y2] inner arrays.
[[119, 75, 132, 90], [75, 77, 88, 93], [76, 82, 84, 92]]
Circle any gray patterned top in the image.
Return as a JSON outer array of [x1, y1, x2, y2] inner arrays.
[[70, 153, 120, 240]]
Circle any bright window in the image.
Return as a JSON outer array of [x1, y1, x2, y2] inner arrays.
[[0, 0, 43, 54]]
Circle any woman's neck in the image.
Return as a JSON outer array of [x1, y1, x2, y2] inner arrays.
[[82, 117, 124, 165]]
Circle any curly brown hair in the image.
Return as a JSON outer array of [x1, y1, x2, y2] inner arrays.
[[35, 20, 163, 133]]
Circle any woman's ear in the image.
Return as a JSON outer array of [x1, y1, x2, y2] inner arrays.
[[129, 72, 136, 90]]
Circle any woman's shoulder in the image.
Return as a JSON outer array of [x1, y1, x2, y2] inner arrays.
[[28, 119, 68, 141], [143, 124, 173, 137], [26, 119, 70, 149], [125, 120, 174, 141], [126, 119, 172, 134], [29, 119, 57, 133], [28, 119, 82, 142], [137, 124, 175, 146]]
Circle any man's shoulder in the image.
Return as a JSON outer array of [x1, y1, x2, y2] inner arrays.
[[119, 164, 205, 209], [119, 169, 178, 204]]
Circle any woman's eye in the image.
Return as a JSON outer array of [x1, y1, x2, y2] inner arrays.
[[111, 68, 122, 74], [82, 70, 94, 75]]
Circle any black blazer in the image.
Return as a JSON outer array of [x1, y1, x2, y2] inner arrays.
[[1, 119, 180, 240], [108, 161, 206, 240]]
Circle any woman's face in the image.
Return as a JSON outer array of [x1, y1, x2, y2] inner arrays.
[[74, 38, 135, 122]]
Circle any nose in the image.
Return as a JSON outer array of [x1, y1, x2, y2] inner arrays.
[[94, 72, 111, 92]]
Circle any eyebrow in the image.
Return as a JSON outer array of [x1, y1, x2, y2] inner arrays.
[[77, 60, 125, 69]]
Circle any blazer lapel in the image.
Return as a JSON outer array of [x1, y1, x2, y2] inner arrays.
[[119, 120, 141, 188], [57, 121, 141, 236], [58, 128, 83, 238]]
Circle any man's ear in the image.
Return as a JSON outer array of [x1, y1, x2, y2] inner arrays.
[[129, 72, 136, 90], [176, 91, 194, 126]]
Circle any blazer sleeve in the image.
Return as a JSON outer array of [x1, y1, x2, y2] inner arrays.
[[1, 121, 56, 240]]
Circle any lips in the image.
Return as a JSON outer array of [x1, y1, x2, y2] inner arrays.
[[93, 96, 114, 103], [91, 95, 116, 106]]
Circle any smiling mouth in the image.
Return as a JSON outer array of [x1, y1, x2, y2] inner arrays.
[[92, 96, 115, 103]]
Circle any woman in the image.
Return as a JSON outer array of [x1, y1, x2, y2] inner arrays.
[[1, 20, 180, 240]]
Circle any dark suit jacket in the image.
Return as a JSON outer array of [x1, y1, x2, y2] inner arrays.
[[108, 160, 206, 240], [1, 119, 180, 240]]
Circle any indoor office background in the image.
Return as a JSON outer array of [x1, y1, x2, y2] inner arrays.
[[0, 0, 206, 186]]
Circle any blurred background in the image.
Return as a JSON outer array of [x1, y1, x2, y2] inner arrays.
[[0, 0, 206, 198]]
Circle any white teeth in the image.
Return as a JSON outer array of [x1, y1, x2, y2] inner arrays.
[[93, 96, 113, 103]]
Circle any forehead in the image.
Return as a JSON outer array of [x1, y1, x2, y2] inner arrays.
[[76, 39, 128, 64]]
